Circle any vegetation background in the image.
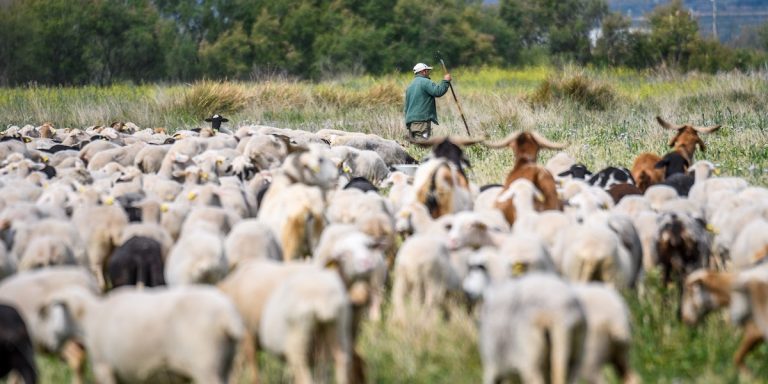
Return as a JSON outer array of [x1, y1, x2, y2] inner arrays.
[[1, 0, 768, 85], [2, 65, 767, 383], [1, 0, 768, 382]]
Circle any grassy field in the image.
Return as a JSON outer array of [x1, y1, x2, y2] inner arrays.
[[2, 66, 768, 383]]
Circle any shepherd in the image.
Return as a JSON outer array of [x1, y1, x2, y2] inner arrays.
[[403, 63, 451, 140]]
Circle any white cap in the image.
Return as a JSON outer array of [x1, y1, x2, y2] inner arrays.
[[413, 63, 433, 74]]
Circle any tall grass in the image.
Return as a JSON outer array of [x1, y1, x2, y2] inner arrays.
[[1, 67, 768, 382]]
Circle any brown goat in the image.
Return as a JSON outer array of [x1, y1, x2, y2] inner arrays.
[[631, 116, 721, 192], [682, 270, 763, 377], [409, 136, 484, 218], [484, 131, 566, 225]]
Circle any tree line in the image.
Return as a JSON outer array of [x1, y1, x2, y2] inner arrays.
[[0, 0, 766, 86]]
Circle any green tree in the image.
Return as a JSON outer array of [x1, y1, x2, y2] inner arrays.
[[647, 0, 700, 69], [500, 0, 607, 63], [199, 22, 253, 79]]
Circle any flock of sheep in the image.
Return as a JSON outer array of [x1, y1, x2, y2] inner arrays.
[[0, 113, 766, 384]]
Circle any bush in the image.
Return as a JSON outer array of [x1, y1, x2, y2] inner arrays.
[[527, 73, 616, 110], [171, 80, 251, 120]]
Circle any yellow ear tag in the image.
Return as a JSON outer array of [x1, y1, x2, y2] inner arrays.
[[714, 168, 721, 176], [200, 172, 209, 181], [104, 196, 115, 205], [23, 137, 32, 143], [535, 193, 545, 203], [187, 191, 197, 201], [511, 262, 527, 277], [706, 223, 718, 234], [324, 259, 339, 270], [160, 203, 169, 213], [342, 165, 352, 174], [41, 156, 49, 163]]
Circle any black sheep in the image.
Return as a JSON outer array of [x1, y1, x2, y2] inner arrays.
[[0, 303, 37, 384], [107, 236, 165, 289], [344, 176, 379, 193]]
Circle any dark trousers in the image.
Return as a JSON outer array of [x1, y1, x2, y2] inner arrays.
[[407, 121, 432, 140]]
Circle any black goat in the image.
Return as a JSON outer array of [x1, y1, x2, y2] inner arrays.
[[0, 303, 37, 384], [655, 151, 690, 178]]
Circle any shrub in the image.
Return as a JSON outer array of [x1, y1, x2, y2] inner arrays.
[[170, 80, 251, 120], [527, 73, 616, 110]]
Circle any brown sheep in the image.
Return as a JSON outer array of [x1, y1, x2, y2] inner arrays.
[[631, 116, 721, 192], [484, 131, 566, 225]]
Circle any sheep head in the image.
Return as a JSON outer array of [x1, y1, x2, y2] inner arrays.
[[656, 116, 721, 160], [483, 131, 566, 162]]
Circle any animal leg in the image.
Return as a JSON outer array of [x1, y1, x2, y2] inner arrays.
[[62, 340, 86, 384], [285, 323, 313, 384], [734, 321, 762, 378], [92, 362, 116, 384]]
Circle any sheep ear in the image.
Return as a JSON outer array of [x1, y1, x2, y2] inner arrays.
[[557, 170, 573, 177], [221, 118, 229, 123], [654, 159, 668, 169], [174, 153, 190, 163], [205, 118, 213, 122]]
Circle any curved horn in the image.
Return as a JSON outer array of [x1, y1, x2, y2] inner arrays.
[[530, 131, 567, 150], [482, 131, 523, 149], [693, 124, 722, 134], [448, 136, 486, 147], [656, 116, 683, 130], [405, 135, 448, 147]]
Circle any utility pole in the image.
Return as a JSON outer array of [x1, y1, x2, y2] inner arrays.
[[711, 0, 718, 41]]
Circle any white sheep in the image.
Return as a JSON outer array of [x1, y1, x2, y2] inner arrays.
[[71, 204, 129, 289], [572, 283, 638, 384], [40, 285, 244, 384], [313, 224, 388, 321], [480, 273, 586, 384], [218, 260, 357, 384], [553, 222, 634, 288], [224, 219, 283, 269], [391, 234, 461, 322], [0, 267, 99, 384], [165, 229, 228, 285], [259, 269, 352, 384]]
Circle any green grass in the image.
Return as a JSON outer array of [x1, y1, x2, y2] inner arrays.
[[1, 66, 768, 383]]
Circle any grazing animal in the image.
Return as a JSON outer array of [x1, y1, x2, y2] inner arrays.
[[631, 116, 720, 192], [0, 303, 37, 384], [484, 131, 566, 225], [587, 166, 633, 189], [107, 236, 165, 289]]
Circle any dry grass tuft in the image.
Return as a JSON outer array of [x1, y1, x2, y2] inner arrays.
[[528, 73, 616, 111], [171, 80, 252, 119]]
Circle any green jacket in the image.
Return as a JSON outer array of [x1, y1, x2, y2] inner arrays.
[[404, 75, 450, 125]]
